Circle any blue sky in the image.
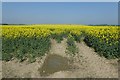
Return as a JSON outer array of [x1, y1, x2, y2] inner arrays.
[[2, 2, 118, 25]]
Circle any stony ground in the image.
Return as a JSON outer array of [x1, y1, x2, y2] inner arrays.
[[1, 39, 119, 78]]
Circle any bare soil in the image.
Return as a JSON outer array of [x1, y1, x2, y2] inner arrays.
[[1, 39, 118, 78]]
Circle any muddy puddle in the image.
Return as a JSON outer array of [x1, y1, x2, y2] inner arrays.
[[39, 54, 71, 76]]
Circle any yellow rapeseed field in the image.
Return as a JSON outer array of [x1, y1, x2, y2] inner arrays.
[[2, 25, 119, 61], [2, 25, 119, 40]]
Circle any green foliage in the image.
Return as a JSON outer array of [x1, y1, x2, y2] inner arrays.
[[84, 35, 119, 59], [66, 34, 78, 55], [51, 33, 64, 43], [2, 36, 51, 62]]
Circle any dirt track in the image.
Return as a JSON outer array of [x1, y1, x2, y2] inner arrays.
[[1, 39, 118, 78]]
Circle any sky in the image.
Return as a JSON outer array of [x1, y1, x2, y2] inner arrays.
[[1, 0, 120, 2], [2, 2, 118, 25]]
